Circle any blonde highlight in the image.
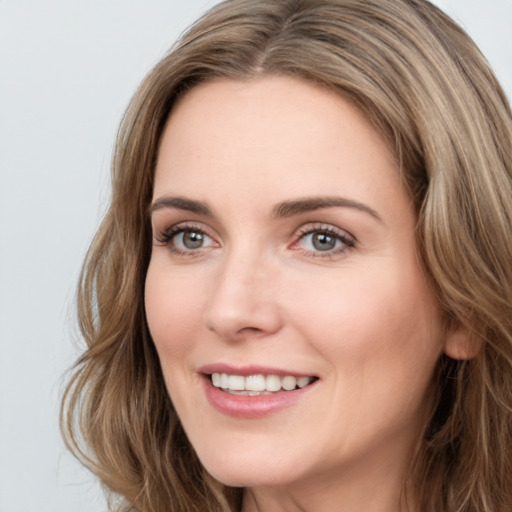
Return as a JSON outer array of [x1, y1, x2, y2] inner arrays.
[[62, 1, 512, 510]]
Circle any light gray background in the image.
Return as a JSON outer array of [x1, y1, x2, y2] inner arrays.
[[0, 1, 510, 511]]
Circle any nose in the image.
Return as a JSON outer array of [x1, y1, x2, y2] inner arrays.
[[203, 249, 283, 341]]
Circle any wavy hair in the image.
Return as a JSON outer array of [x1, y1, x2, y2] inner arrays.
[[61, 0, 512, 510]]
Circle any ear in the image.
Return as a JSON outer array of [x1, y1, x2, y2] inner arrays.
[[443, 320, 482, 360]]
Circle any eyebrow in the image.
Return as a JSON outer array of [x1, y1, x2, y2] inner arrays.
[[272, 196, 383, 223], [149, 196, 214, 216], [149, 195, 383, 223]]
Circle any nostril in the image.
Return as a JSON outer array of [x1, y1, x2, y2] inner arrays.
[[238, 326, 262, 334], [206, 322, 265, 338]]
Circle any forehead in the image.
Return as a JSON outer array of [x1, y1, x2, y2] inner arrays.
[[153, 76, 400, 212]]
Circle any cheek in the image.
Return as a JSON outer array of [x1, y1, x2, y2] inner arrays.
[[144, 262, 206, 359], [295, 267, 443, 440], [286, 260, 444, 377]]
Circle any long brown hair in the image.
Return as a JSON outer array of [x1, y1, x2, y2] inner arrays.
[[61, 1, 512, 510]]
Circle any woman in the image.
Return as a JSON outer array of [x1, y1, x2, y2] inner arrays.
[[61, 0, 512, 511]]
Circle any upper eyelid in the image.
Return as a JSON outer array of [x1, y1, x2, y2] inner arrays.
[[153, 220, 356, 248], [291, 223, 356, 254], [152, 215, 221, 237], [153, 222, 212, 244], [153, 223, 218, 255], [295, 223, 355, 240], [154, 220, 211, 235]]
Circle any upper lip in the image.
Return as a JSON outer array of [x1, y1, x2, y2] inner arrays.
[[198, 363, 316, 378]]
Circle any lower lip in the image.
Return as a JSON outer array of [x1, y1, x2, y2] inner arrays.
[[201, 376, 316, 419]]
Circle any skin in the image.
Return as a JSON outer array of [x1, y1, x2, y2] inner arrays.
[[145, 76, 465, 512]]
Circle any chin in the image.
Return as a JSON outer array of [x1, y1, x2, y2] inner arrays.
[[206, 467, 292, 489], [198, 449, 302, 488]]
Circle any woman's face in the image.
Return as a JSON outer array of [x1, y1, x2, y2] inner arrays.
[[145, 76, 453, 494]]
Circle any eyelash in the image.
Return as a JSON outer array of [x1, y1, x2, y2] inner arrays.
[[293, 224, 355, 258], [154, 222, 355, 259], [155, 223, 214, 256]]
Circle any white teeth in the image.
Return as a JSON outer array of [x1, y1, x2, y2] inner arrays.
[[228, 375, 245, 391], [212, 373, 221, 387], [245, 374, 266, 391], [265, 374, 282, 392], [210, 373, 315, 393], [281, 376, 297, 391], [297, 376, 311, 388], [220, 373, 229, 389]]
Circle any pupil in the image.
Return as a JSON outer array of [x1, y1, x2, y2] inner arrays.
[[313, 233, 336, 251], [183, 231, 203, 249]]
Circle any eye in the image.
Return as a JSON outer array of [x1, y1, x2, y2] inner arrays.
[[155, 224, 216, 254], [174, 230, 212, 250], [292, 224, 355, 257], [302, 232, 340, 251]]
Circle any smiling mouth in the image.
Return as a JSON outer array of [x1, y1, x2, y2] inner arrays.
[[209, 373, 318, 396]]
